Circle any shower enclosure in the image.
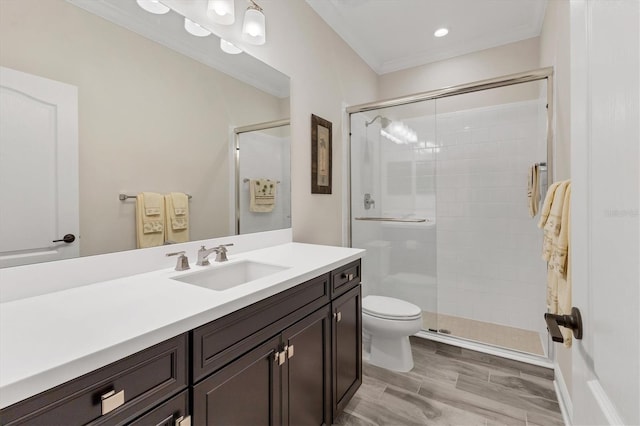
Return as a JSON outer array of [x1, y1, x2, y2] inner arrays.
[[234, 120, 291, 235], [348, 69, 552, 359]]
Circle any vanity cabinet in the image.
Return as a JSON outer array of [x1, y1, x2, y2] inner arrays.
[[191, 259, 361, 425], [0, 333, 189, 426], [0, 259, 362, 426]]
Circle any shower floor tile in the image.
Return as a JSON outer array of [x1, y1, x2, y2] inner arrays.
[[422, 311, 545, 356]]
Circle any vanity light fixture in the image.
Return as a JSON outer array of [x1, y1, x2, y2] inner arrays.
[[220, 39, 243, 54], [184, 18, 212, 37], [208, 0, 235, 25], [136, 0, 170, 15], [434, 27, 449, 37], [242, 0, 266, 45]]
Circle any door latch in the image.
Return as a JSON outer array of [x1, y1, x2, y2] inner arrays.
[[544, 307, 583, 343]]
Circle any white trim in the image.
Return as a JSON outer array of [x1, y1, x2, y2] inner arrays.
[[415, 331, 554, 369], [587, 380, 625, 426], [554, 362, 573, 425], [341, 101, 350, 247]]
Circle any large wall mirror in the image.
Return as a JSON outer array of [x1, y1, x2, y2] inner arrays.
[[0, 0, 290, 268]]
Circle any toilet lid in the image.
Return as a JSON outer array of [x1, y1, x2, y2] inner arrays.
[[362, 295, 422, 320]]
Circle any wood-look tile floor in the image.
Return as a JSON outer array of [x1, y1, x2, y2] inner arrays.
[[334, 337, 564, 426]]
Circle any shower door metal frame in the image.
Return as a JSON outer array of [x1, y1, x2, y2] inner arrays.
[[234, 118, 290, 235], [345, 66, 554, 247]]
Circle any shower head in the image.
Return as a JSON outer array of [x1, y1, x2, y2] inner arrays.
[[365, 115, 391, 129]]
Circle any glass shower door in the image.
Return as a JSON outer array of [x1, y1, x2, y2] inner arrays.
[[350, 101, 438, 333]]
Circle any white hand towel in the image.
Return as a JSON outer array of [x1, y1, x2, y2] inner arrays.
[[164, 193, 189, 243], [249, 179, 277, 213], [136, 192, 165, 248]]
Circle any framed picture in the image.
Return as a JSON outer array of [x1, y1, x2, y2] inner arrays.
[[311, 114, 332, 194]]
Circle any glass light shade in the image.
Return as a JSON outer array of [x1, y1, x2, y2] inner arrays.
[[220, 39, 242, 54], [208, 0, 235, 25], [136, 0, 170, 14], [242, 7, 266, 45], [184, 18, 211, 37]]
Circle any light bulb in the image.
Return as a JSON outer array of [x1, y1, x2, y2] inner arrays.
[[208, 0, 235, 25], [136, 0, 170, 14], [184, 18, 211, 37], [220, 39, 242, 54]]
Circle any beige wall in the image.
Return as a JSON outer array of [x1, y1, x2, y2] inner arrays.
[[0, 0, 284, 256], [378, 37, 541, 99], [239, 1, 379, 246], [539, 0, 573, 397]]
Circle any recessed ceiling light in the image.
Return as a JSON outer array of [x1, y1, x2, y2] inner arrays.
[[434, 28, 449, 38]]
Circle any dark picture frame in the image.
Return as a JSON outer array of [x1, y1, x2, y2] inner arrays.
[[311, 114, 332, 194]]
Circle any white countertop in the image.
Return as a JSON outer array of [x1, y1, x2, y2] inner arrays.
[[0, 242, 364, 409]]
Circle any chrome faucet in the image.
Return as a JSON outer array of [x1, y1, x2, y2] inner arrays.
[[197, 243, 234, 266]]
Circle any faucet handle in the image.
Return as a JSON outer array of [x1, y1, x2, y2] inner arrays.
[[166, 251, 190, 271]]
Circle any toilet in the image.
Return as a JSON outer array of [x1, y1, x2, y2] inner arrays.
[[362, 295, 422, 372]]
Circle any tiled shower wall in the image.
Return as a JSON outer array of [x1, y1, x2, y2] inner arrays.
[[434, 99, 548, 334]]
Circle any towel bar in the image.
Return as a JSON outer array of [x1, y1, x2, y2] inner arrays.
[[242, 179, 281, 183], [354, 217, 428, 223], [119, 193, 192, 201]]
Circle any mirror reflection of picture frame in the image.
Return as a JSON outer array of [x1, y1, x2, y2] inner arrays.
[[311, 114, 332, 194]]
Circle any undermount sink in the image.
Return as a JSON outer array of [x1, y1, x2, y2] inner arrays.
[[171, 260, 289, 291]]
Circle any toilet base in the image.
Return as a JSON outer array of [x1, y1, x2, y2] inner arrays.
[[367, 334, 414, 372]]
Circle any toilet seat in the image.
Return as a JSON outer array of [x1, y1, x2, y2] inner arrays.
[[362, 295, 422, 321]]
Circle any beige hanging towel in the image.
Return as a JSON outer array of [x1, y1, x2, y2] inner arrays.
[[136, 192, 165, 248], [249, 179, 277, 213], [164, 192, 189, 243], [545, 183, 572, 347], [528, 164, 540, 217], [539, 180, 570, 261]]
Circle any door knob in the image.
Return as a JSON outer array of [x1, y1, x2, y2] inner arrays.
[[52, 234, 75, 243], [544, 307, 583, 343]]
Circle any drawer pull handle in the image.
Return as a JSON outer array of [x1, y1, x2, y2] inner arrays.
[[101, 389, 125, 415], [175, 415, 192, 426], [287, 344, 295, 359], [341, 272, 355, 281]]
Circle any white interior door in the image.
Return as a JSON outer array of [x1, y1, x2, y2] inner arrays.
[[570, 1, 639, 425], [0, 67, 79, 268]]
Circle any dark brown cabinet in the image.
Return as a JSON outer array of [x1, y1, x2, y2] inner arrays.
[[193, 305, 333, 426], [0, 333, 189, 426], [332, 285, 362, 417], [0, 259, 362, 426]]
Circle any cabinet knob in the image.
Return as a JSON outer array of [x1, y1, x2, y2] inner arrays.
[[334, 311, 342, 322], [341, 272, 355, 281], [175, 415, 192, 426], [101, 389, 125, 415]]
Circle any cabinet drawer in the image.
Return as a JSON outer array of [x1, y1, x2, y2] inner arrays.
[[1, 334, 188, 426], [331, 260, 361, 297], [193, 273, 330, 382], [127, 389, 189, 426]]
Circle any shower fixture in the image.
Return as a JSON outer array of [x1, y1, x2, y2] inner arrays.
[[364, 115, 391, 128]]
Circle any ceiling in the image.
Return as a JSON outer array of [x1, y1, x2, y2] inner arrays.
[[306, 0, 547, 75]]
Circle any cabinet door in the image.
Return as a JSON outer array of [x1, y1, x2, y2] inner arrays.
[[331, 285, 362, 419], [193, 336, 281, 426], [282, 305, 331, 426]]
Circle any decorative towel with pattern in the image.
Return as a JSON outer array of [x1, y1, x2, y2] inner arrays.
[[249, 179, 277, 213]]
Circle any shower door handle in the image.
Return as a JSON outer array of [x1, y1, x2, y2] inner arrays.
[[354, 217, 428, 223], [544, 307, 583, 343]]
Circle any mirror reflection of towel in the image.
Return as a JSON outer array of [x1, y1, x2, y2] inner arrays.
[[136, 192, 165, 248], [249, 179, 276, 213], [164, 193, 189, 243]]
